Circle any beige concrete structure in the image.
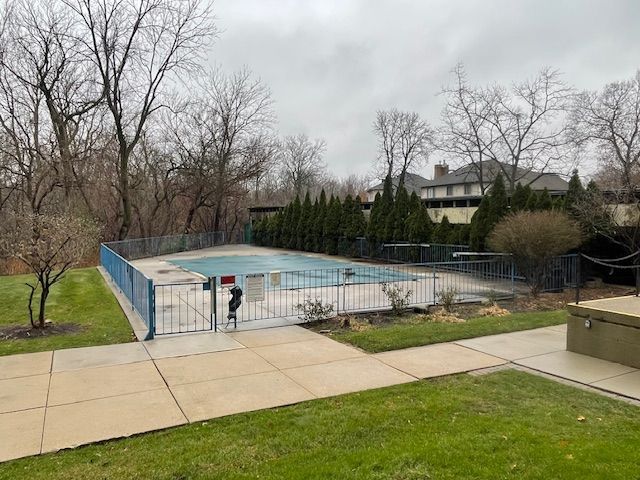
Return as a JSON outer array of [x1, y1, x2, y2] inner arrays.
[[2, 321, 640, 463], [567, 296, 640, 368]]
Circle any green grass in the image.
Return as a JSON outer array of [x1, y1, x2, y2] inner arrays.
[[314, 310, 567, 353], [0, 268, 133, 356], [1, 370, 638, 479]]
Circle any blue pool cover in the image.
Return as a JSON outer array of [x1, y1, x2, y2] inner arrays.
[[169, 254, 416, 289]]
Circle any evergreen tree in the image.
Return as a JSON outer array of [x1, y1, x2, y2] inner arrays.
[[297, 192, 312, 250], [469, 196, 489, 250], [434, 215, 452, 244], [389, 186, 410, 241], [510, 182, 529, 212], [524, 190, 539, 211], [366, 192, 382, 242], [406, 203, 433, 244], [537, 188, 553, 210], [323, 196, 342, 255], [378, 175, 395, 243], [457, 224, 471, 245], [351, 196, 367, 238], [314, 190, 327, 252], [287, 196, 301, 249], [489, 173, 508, 219], [305, 199, 319, 251], [564, 169, 585, 213], [553, 196, 565, 211], [339, 195, 354, 254], [469, 173, 508, 251], [277, 204, 291, 247]]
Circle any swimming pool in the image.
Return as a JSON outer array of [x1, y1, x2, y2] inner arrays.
[[168, 254, 417, 289]]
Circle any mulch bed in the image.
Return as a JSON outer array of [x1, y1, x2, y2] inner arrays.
[[0, 323, 83, 340]]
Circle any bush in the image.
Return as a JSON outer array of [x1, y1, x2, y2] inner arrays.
[[381, 282, 412, 315], [488, 211, 583, 297], [296, 297, 335, 322], [436, 286, 458, 312]]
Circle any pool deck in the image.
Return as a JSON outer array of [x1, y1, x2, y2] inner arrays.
[[2, 322, 640, 463]]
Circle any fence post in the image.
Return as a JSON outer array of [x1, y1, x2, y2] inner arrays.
[[575, 253, 581, 304], [145, 278, 155, 340], [210, 276, 217, 332], [336, 269, 340, 314], [510, 258, 515, 300], [432, 264, 437, 306]]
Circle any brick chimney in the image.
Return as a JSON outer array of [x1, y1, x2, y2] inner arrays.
[[434, 163, 449, 179]]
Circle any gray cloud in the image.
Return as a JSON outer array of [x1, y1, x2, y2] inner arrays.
[[208, 0, 640, 178]]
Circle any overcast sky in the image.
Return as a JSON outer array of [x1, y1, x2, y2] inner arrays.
[[208, 0, 640, 181]]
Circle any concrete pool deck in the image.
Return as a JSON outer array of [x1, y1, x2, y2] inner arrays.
[[2, 323, 640, 463]]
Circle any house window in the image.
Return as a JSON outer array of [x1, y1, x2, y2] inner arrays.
[[427, 187, 435, 198], [464, 184, 472, 195], [446, 185, 453, 196]]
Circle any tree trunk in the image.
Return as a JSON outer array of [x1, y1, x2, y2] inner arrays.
[[118, 148, 131, 240], [37, 286, 49, 328]]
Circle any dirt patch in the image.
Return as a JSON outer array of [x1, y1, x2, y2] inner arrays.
[[307, 283, 631, 336], [509, 284, 632, 312], [0, 322, 84, 340]]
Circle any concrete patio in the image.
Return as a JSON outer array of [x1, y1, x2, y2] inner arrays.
[[1, 322, 639, 463]]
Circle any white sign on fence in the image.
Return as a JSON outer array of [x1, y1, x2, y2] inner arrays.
[[246, 273, 265, 302]]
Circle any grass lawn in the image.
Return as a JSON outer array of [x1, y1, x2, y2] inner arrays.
[[0, 268, 133, 356], [1, 370, 638, 479], [310, 310, 567, 353]]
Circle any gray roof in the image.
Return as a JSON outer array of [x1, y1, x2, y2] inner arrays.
[[367, 172, 429, 195], [423, 160, 569, 192]]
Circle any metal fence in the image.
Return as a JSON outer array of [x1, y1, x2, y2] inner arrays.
[[100, 231, 226, 339], [104, 231, 226, 260], [352, 238, 471, 263], [155, 259, 515, 330], [100, 244, 155, 339]]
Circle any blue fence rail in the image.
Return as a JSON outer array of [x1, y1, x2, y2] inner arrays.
[[100, 244, 155, 340], [100, 231, 227, 339]]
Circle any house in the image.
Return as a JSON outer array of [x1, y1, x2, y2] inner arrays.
[[421, 160, 569, 223], [365, 172, 429, 202]]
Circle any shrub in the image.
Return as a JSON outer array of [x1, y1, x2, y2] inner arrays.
[[296, 297, 335, 322], [488, 210, 583, 297], [381, 282, 412, 315], [436, 286, 458, 312]]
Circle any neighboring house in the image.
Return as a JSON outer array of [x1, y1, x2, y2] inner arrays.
[[421, 160, 569, 224], [365, 172, 430, 202]]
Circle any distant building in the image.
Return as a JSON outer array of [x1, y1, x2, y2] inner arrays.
[[421, 160, 569, 223], [365, 172, 430, 202]]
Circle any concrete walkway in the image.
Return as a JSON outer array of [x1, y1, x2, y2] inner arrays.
[[1, 323, 638, 463]]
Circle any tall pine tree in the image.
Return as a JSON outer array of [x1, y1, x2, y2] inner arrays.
[[564, 169, 585, 214], [537, 187, 553, 210], [287, 195, 302, 249], [297, 192, 312, 250], [314, 190, 328, 252]]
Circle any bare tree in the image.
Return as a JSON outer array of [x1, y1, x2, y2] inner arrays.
[[165, 69, 276, 233], [0, 0, 104, 207], [570, 71, 640, 192], [373, 108, 432, 189], [484, 68, 575, 191], [0, 212, 99, 327], [279, 134, 327, 198], [63, 0, 216, 239], [437, 64, 497, 194], [438, 65, 574, 192]]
